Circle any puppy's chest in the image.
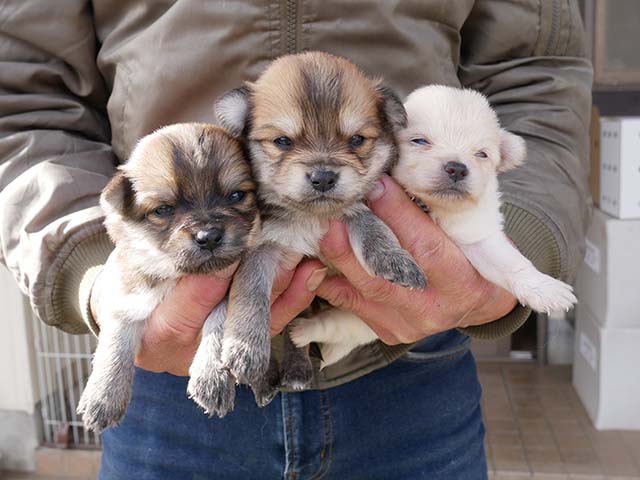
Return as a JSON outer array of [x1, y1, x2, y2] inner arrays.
[[258, 217, 325, 257]]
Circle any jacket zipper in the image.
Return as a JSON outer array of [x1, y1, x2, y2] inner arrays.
[[285, 0, 298, 54]]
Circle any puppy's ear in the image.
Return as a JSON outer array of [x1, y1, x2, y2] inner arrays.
[[214, 85, 252, 137], [100, 169, 134, 217], [498, 129, 526, 173], [375, 83, 407, 130]]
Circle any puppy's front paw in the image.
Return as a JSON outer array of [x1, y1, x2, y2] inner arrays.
[[279, 357, 314, 391], [187, 367, 236, 418], [221, 338, 270, 386], [289, 317, 322, 347], [77, 384, 129, 432], [368, 249, 427, 290], [511, 273, 577, 314]]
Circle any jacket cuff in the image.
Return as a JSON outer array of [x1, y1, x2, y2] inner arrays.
[[458, 202, 562, 340], [50, 232, 113, 334]]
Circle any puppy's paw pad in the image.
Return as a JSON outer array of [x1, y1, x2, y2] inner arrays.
[[222, 340, 270, 386], [187, 368, 236, 418]]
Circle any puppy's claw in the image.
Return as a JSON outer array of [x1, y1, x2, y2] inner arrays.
[[187, 367, 236, 418]]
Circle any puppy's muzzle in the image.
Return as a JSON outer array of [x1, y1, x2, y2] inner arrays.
[[308, 169, 339, 192], [193, 227, 225, 250], [444, 161, 468, 183]]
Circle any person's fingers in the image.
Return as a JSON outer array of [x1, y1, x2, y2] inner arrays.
[[270, 259, 325, 336], [270, 251, 304, 304], [458, 281, 518, 328], [146, 262, 238, 346], [367, 175, 470, 286], [315, 275, 422, 344]]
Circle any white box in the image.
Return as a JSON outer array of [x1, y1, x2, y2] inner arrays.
[[599, 117, 640, 219], [575, 208, 640, 328], [572, 304, 640, 430]]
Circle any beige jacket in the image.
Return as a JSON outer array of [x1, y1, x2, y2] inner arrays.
[[0, 0, 592, 387]]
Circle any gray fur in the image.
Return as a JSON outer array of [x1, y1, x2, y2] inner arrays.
[[278, 324, 314, 390], [77, 317, 145, 432], [187, 300, 236, 417], [346, 204, 427, 289], [250, 355, 281, 407], [221, 242, 281, 385]]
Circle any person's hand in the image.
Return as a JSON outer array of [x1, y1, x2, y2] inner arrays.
[[90, 255, 325, 376], [316, 175, 518, 345]]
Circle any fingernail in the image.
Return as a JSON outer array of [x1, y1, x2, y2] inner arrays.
[[306, 267, 328, 292], [213, 260, 239, 280], [281, 251, 304, 271], [367, 179, 386, 201]]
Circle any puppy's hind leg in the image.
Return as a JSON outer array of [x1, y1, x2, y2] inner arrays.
[[279, 325, 314, 391], [345, 205, 426, 290], [222, 243, 281, 386], [77, 316, 145, 432], [188, 300, 236, 417]]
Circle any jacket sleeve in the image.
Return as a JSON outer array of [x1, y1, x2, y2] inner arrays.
[[457, 0, 593, 339], [0, 1, 115, 334]]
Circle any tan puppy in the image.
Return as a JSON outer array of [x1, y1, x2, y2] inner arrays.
[[77, 124, 258, 430], [213, 52, 425, 408], [291, 85, 577, 367]]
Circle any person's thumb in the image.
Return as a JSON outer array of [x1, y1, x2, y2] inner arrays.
[[148, 262, 238, 345]]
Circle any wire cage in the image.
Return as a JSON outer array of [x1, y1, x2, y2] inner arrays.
[[30, 316, 100, 448]]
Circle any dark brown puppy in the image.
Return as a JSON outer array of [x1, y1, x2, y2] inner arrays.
[[214, 52, 426, 408], [78, 123, 259, 430]]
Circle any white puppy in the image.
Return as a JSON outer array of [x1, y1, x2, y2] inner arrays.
[[291, 85, 577, 368]]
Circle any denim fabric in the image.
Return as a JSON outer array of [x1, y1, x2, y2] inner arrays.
[[100, 330, 487, 479]]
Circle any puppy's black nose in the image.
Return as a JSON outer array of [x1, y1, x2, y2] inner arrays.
[[194, 227, 224, 250], [309, 170, 338, 192], [444, 161, 468, 182]]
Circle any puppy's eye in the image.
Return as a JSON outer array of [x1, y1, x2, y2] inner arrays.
[[273, 136, 292, 149], [475, 151, 488, 159], [153, 204, 174, 217], [348, 134, 365, 148], [411, 138, 431, 146], [228, 191, 245, 203]]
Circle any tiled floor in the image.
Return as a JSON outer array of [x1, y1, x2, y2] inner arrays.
[[480, 362, 640, 480], [2, 363, 639, 480]]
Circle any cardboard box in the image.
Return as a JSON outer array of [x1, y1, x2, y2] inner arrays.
[[573, 304, 640, 430], [575, 208, 640, 328], [599, 117, 640, 219]]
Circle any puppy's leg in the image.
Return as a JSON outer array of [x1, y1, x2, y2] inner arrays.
[[279, 325, 314, 390], [290, 309, 378, 368], [221, 243, 281, 385], [345, 205, 426, 290], [460, 233, 577, 314], [187, 300, 236, 417], [77, 314, 145, 432], [250, 354, 281, 408]]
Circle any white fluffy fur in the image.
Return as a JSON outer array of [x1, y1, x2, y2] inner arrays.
[[292, 85, 577, 367]]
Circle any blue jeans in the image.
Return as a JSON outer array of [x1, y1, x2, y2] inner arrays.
[[100, 331, 487, 479]]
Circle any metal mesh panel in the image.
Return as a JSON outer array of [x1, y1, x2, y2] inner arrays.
[[31, 317, 101, 448]]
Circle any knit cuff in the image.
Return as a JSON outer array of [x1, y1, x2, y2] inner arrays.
[[458, 202, 562, 340], [50, 232, 113, 334]]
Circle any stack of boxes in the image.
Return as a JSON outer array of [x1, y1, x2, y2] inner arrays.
[[573, 117, 640, 430]]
